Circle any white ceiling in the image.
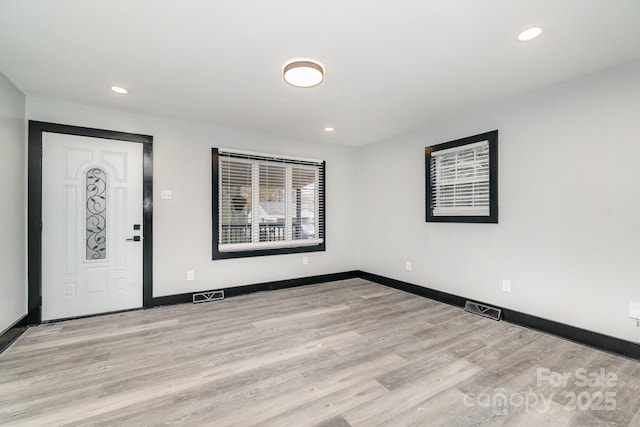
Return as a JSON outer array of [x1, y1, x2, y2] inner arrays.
[[1, 1, 639, 146]]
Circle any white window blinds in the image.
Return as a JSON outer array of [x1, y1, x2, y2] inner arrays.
[[217, 149, 325, 252], [429, 140, 490, 216]]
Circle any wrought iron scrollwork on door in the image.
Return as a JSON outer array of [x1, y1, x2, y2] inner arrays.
[[86, 168, 107, 260]]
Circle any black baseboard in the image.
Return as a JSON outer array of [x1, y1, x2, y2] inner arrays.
[[152, 270, 360, 307], [9, 269, 639, 361], [360, 272, 640, 361], [0, 315, 28, 355], [501, 309, 640, 360], [359, 272, 468, 308]]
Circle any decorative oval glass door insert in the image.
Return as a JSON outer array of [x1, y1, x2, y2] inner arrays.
[[86, 167, 107, 260]]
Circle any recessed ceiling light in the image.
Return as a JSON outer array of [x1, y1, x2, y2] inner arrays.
[[517, 26, 543, 42], [110, 86, 129, 94], [282, 59, 325, 88], [324, 127, 334, 132]]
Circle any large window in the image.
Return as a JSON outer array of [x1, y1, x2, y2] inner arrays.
[[425, 130, 498, 223], [212, 148, 325, 259]]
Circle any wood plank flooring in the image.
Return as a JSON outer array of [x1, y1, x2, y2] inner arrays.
[[1, 278, 640, 426]]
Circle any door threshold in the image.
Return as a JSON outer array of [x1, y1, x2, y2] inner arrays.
[[42, 307, 144, 324]]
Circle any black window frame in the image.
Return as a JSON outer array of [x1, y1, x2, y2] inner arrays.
[[425, 130, 498, 224], [212, 148, 326, 259]]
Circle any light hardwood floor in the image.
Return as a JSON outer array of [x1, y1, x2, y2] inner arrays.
[[1, 278, 640, 426]]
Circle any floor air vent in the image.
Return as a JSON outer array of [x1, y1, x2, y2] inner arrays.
[[193, 290, 225, 304], [464, 301, 501, 321]]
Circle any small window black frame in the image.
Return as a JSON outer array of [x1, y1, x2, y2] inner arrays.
[[425, 130, 498, 224], [211, 148, 326, 259]]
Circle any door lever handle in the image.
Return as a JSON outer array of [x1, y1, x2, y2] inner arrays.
[[126, 236, 141, 242]]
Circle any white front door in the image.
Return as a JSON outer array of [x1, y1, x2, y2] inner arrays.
[[42, 132, 143, 321]]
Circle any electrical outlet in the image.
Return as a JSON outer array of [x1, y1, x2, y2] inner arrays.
[[161, 190, 172, 200], [187, 270, 195, 281], [502, 279, 511, 292], [302, 256, 308, 265], [405, 261, 412, 271]]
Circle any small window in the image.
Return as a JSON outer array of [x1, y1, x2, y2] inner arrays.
[[212, 148, 325, 259], [86, 167, 107, 259], [426, 130, 498, 223]]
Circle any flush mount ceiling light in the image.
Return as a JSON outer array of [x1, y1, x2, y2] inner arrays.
[[282, 59, 325, 88], [110, 86, 129, 94], [324, 127, 334, 132], [517, 26, 543, 42]]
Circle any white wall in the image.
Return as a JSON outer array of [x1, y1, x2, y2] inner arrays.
[[0, 71, 26, 333], [357, 59, 640, 343], [26, 98, 359, 297]]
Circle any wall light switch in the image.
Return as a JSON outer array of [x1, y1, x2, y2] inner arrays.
[[187, 270, 195, 281], [302, 256, 308, 265], [502, 279, 511, 292], [161, 190, 172, 200], [629, 301, 640, 319], [405, 261, 412, 271]]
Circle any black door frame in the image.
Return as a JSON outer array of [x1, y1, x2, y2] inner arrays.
[[28, 121, 153, 324]]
